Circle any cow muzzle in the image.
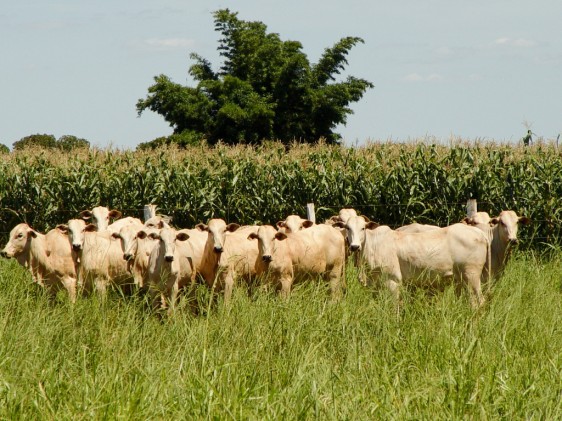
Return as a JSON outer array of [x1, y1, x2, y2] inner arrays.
[[350, 244, 361, 252], [72, 244, 82, 252], [213, 246, 223, 253], [509, 238, 519, 245], [165, 255, 174, 262], [0, 250, 9, 258], [123, 253, 133, 261], [262, 255, 272, 263]]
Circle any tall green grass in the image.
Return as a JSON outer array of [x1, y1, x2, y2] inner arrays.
[[0, 254, 560, 419]]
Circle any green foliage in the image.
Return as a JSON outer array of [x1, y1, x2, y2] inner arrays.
[[13, 133, 57, 150], [0, 254, 560, 418], [137, 130, 204, 151], [0, 141, 561, 247], [0, 144, 9, 154], [12, 134, 90, 151], [137, 9, 373, 145]]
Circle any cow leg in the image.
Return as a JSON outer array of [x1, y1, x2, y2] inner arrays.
[[278, 274, 293, 299], [326, 268, 344, 302], [223, 272, 235, 305], [61, 276, 77, 303], [94, 278, 108, 298], [464, 270, 485, 308]]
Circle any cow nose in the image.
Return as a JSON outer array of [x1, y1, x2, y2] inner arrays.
[[509, 238, 519, 245], [123, 253, 132, 261], [262, 255, 272, 262], [0, 250, 8, 258], [350, 244, 360, 252], [165, 255, 174, 262], [72, 244, 82, 251], [214, 246, 223, 253]]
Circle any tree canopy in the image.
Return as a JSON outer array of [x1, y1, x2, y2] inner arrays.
[[13, 134, 90, 151], [137, 9, 373, 146]]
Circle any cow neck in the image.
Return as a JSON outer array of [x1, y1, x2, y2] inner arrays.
[[491, 223, 511, 267], [27, 232, 50, 281]]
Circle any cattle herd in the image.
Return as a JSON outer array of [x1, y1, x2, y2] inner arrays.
[[0, 205, 529, 313]]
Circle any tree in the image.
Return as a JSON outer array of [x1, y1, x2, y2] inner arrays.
[[12, 134, 90, 151], [137, 9, 373, 146], [13, 134, 57, 150], [56, 135, 90, 151], [0, 144, 9, 154]]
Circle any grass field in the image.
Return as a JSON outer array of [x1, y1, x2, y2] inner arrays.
[[0, 252, 560, 419]]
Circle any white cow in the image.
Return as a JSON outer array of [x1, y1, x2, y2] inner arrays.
[[248, 224, 345, 299], [145, 227, 195, 312], [466, 210, 530, 280], [79, 206, 141, 234], [111, 223, 158, 290], [1, 223, 77, 302], [194, 219, 260, 303], [335, 216, 490, 308], [462, 211, 492, 226], [65, 219, 133, 296], [276, 215, 314, 233]]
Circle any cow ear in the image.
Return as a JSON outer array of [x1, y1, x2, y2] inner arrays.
[[195, 223, 208, 232], [137, 230, 147, 239], [361, 215, 371, 222], [226, 223, 240, 232], [29, 230, 38, 238], [108, 210, 122, 219], [461, 217, 470, 224], [80, 210, 92, 220], [85, 224, 97, 232], [365, 222, 379, 230], [519, 216, 531, 225], [56, 224, 68, 234], [276, 221, 286, 229], [490, 218, 499, 226], [275, 232, 288, 241], [247, 233, 258, 240], [148, 232, 160, 240], [302, 220, 314, 229], [111, 232, 121, 239], [176, 232, 189, 241], [333, 222, 346, 229]]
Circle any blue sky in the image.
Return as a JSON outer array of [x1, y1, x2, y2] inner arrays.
[[2, 1, 561, 149]]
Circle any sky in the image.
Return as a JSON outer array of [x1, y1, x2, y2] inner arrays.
[[2, 0, 561, 149]]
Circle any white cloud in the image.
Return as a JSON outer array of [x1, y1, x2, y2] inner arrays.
[[493, 37, 536, 48], [404, 73, 443, 82], [142, 38, 195, 50]]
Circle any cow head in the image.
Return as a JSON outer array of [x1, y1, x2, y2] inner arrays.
[[149, 227, 189, 262], [248, 225, 286, 262], [80, 206, 122, 231], [112, 224, 143, 261], [276, 215, 313, 233], [196, 219, 240, 254], [333, 215, 378, 252], [462, 211, 492, 226], [1, 223, 38, 258], [490, 210, 530, 245], [66, 219, 97, 252]]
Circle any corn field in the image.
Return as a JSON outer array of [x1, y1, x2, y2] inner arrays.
[[1, 140, 561, 246]]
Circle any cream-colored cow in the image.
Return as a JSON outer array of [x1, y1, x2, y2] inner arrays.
[[1, 223, 77, 302], [249, 224, 346, 299]]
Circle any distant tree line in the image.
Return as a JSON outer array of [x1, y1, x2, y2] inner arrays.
[[1, 134, 89, 153]]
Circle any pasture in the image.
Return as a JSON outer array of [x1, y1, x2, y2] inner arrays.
[[0, 252, 560, 419]]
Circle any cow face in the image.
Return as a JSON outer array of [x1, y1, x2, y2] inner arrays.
[[1, 223, 37, 258], [276, 215, 313, 233], [248, 225, 286, 262], [67, 219, 97, 252], [490, 210, 530, 244], [334, 215, 378, 252], [112, 224, 141, 261], [197, 219, 240, 253], [152, 227, 189, 262], [80, 206, 122, 231], [462, 211, 492, 226]]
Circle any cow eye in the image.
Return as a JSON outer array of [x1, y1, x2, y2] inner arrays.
[[17, 233, 23, 238]]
